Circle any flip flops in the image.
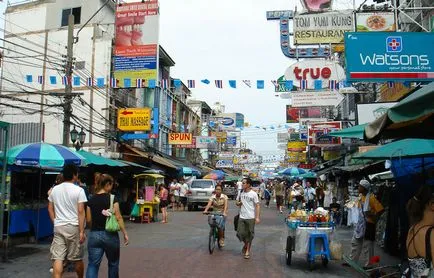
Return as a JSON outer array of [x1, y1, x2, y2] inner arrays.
[[244, 253, 250, 259]]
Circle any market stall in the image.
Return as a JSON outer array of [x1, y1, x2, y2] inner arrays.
[[4, 143, 86, 243], [133, 173, 163, 222]]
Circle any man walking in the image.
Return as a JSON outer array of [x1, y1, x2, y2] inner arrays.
[[347, 179, 384, 268], [236, 178, 260, 259], [48, 164, 87, 278], [274, 179, 284, 213], [304, 181, 316, 210]]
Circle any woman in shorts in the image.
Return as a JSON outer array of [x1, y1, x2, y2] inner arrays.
[[159, 184, 169, 223]]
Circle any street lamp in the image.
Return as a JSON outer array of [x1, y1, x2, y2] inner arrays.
[[70, 126, 86, 151]]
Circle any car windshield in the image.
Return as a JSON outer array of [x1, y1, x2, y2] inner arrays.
[[191, 180, 214, 189]]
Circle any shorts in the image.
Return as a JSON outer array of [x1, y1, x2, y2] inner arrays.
[[364, 222, 376, 241], [160, 200, 169, 208], [180, 197, 187, 205], [50, 224, 83, 261], [276, 195, 284, 207], [174, 195, 180, 203], [236, 218, 255, 243]]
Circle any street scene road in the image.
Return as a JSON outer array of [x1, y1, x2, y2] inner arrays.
[[0, 201, 357, 278]]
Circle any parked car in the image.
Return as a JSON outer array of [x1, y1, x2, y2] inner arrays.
[[186, 179, 216, 211], [222, 182, 237, 200]]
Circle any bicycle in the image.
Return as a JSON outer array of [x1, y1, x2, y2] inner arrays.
[[204, 212, 224, 254]]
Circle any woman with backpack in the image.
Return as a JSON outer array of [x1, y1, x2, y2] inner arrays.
[[86, 174, 129, 278], [406, 185, 434, 278]]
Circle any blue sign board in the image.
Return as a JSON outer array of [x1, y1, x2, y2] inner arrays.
[[345, 32, 434, 82]]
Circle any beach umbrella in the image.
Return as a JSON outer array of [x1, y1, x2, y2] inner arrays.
[[203, 170, 226, 180], [278, 167, 307, 177], [7, 142, 86, 168], [299, 172, 317, 179]]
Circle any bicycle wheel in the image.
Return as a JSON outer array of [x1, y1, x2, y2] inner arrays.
[[208, 228, 216, 254]]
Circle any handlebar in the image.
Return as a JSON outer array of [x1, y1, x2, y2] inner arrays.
[[203, 212, 224, 216]]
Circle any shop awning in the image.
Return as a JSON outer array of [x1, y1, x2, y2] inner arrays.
[[122, 144, 178, 169], [76, 150, 127, 167], [354, 139, 434, 160], [119, 160, 150, 169], [134, 173, 165, 179], [365, 82, 434, 143], [329, 124, 367, 139]]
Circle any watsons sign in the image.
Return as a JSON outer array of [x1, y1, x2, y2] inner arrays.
[[345, 32, 434, 81], [294, 10, 354, 44]]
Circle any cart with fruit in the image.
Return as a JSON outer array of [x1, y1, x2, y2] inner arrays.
[[285, 208, 335, 270]]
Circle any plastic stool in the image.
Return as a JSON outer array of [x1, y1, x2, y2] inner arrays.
[[308, 233, 331, 262], [141, 209, 151, 224]]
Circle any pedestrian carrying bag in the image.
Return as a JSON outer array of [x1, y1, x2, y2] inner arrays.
[[105, 194, 120, 232]]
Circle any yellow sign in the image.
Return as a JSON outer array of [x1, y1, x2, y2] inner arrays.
[[323, 150, 340, 161], [287, 141, 307, 152], [287, 152, 307, 163], [117, 108, 151, 131], [211, 132, 227, 143], [379, 82, 412, 102], [168, 133, 193, 145]]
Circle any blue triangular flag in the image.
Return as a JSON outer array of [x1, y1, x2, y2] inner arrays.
[[257, 80, 264, 89], [285, 80, 293, 90], [73, 76, 81, 86], [229, 80, 237, 88], [49, 76, 57, 85], [148, 79, 156, 88], [174, 79, 181, 89], [201, 79, 210, 85], [26, 75, 33, 83], [314, 80, 322, 90], [97, 77, 105, 88], [124, 78, 131, 88]]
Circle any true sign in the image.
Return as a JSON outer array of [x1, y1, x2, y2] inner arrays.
[[117, 108, 151, 131], [168, 133, 193, 145], [284, 60, 345, 89]]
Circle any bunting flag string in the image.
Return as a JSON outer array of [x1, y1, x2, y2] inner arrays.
[[22, 74, 401, 92]]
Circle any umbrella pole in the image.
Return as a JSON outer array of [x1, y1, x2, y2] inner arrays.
[[36, 169, 42, 243]]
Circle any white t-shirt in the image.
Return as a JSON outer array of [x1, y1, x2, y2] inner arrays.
[[48, 182, 87, 227], [171, 183, 181, 196], [237, 181, 243, 191], [239, 190, 260, 220], [305, 187, 316, 201], [179, 183, 188, 197]]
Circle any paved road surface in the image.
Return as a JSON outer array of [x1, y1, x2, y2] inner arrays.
[[0, 201, 358, 277]]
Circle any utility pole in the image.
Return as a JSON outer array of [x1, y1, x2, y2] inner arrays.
[[62, 14, 74, 146]]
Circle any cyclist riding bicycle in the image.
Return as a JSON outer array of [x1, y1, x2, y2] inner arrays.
[[203, 184, 228, 247]]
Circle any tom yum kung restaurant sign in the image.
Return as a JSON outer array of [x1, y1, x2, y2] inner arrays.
[[294, 10, 354, 45]]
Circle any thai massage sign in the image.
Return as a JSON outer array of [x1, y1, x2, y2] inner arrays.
[[294, 10, 354, 44], [284, 59, 345, 89]]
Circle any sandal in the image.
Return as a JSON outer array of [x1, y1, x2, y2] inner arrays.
[[244, 253, 250, 259]]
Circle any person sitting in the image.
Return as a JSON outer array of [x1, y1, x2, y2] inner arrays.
[[406, 185, 434, 278], [329, 197, 341, 225], [203, 184, 228, 247]]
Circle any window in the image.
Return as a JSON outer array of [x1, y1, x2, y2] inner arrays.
[[61, 7, 81, 27], [191, 180, 214, 189]]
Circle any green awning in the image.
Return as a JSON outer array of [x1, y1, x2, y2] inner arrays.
[[329, 124, 366, 139], [299, 172, 317, 179], [354, 139, 434, 160], [225, 175, 242, 182], [365, 82, 434, 143], [76, 150, 127, 167]]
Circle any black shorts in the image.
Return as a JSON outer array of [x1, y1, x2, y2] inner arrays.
[[276, 195, 284, 206], [160, 200, 169, 208], [180, 197, 187, 205], [364, 222, 376, 241]]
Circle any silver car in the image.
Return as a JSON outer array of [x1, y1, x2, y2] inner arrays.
[[186, 179, 216, 211]]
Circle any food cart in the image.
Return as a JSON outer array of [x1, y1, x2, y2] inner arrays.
[[134, 173, 164, 222], [285, 209, 334, 270]]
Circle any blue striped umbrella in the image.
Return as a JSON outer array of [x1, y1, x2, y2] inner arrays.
[[7, 142, 86, 168]]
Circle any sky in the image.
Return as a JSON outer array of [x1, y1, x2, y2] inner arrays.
[[158, 0, 370, 155]]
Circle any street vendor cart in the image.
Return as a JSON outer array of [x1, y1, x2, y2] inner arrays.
[[133, 173, 164, 222], [285, 212, 334, 270]]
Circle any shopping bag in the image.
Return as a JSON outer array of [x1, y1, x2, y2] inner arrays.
[[105, 194, 120, 232], [130, 203, 140, 217]]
